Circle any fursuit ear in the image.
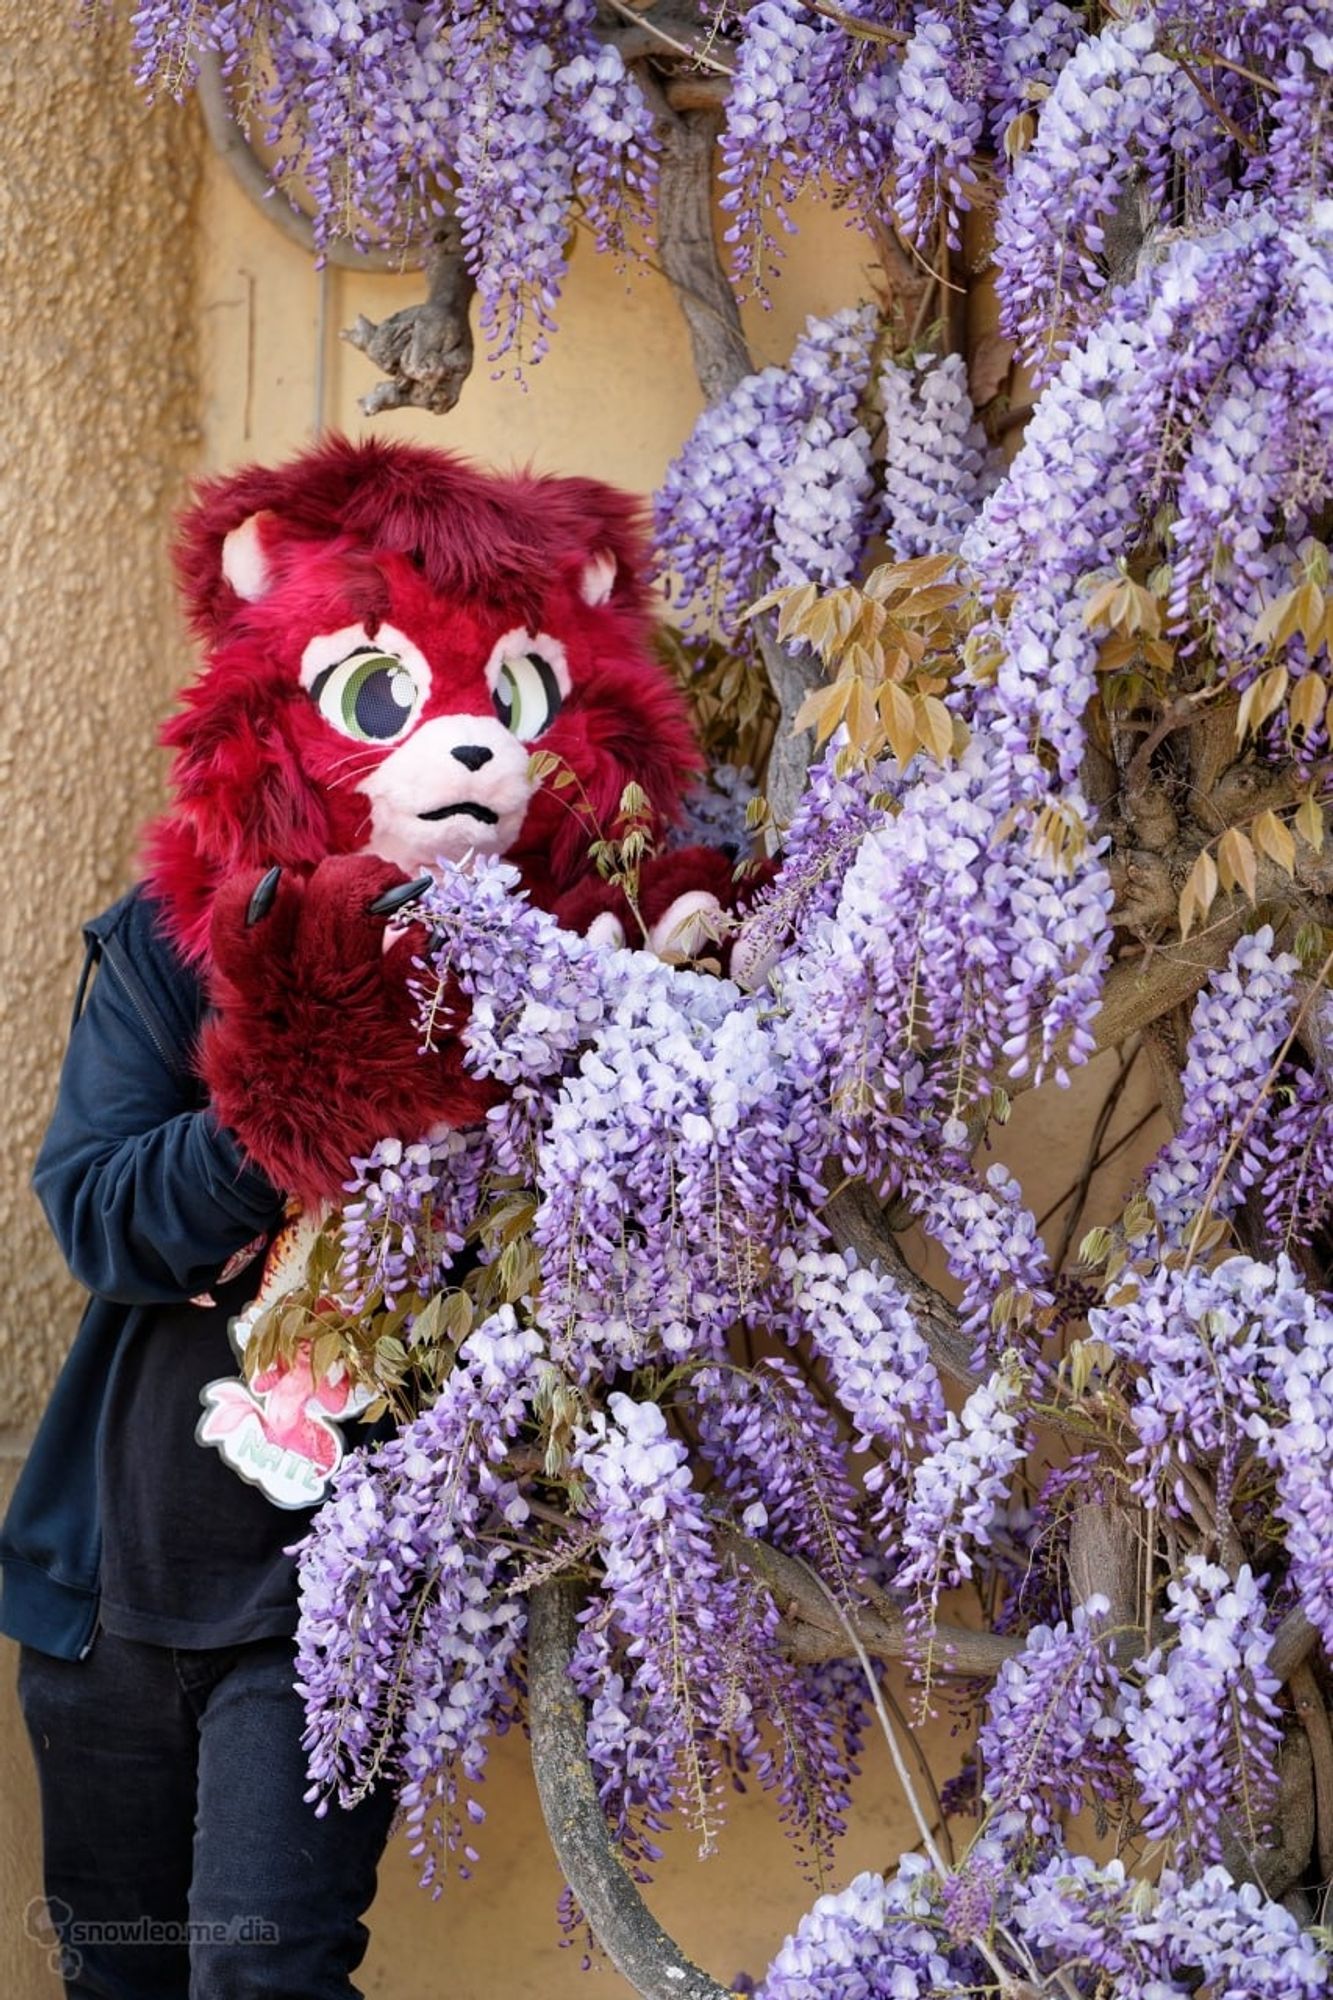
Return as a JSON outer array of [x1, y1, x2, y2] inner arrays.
[[535, 474, 655, 623], [220, 511, 276, 603], [577, 548, 618, 607], [174, 453, 308, 637]]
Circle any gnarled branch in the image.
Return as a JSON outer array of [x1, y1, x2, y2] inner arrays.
[[643, 86, 750, 406], [527, 1578, 733, 2000], [343, 216, 476, 416], [719, 1526, 1020, 1676]]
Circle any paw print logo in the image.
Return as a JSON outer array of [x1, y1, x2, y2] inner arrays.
[[24, 1895, 82, 1980]]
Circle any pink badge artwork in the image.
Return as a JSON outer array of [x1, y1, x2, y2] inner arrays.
[[196, 1207, 376, 1509]]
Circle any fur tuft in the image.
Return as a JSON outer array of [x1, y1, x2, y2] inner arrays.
[[172, 433, 655, 638]]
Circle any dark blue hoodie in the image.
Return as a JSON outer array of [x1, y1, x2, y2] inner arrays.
[[0, 888, 286, 1659]]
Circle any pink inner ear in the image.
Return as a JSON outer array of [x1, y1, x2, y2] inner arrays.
[[579, 550, 617, 607], [222, 511, 275, 602]]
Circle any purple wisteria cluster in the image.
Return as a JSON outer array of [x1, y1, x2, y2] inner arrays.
[[572, 1378, 865, 1883], [1121, 1558, 1282, 1860], [665, 194, 1333, 1178], [878, 350, 996, 560], [1090, 931, 1333, 1588], [992, 16, 1183, 381], [692, 1358, 862, 1594], [894, 1359, 1027, 1631], [125, 0, 1331, 394], [337, 1131, 486, 1313], [127, 0, 655, 361], [295, 1308, 543, 1887], [1140, 925, 1298, 1246], [717, 0, 901, 294], [1009, 1850, 1329, 1997], [654, 307, 878, 645], [889, 9, 984, 253], [755, 1835, 1332, 1995], [977, 1594, 1122, 1836], [573, 1393, 739, 1850], [781, 1248, 945, 1532], [286, 820, 1333, 1980], [756, 1861, 973, 2000], [767, 739, 1112, 1176], [292, 851, 1086, 1899]]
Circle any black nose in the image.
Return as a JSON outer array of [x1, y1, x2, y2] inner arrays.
[[451, 744, 493, 772]]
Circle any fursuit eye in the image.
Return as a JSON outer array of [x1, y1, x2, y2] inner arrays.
[[310, 651, 421, 743], [492, 651, 564, 742]]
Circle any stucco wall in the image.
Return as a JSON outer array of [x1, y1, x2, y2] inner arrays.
[[1, 43, 1170, 1999], [0, 10, 201, 1996], [0, 9, 201, 1438]]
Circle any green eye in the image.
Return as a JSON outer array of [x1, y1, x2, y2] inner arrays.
[[492, 651, 564, 742], [310, 651, 421, 743]]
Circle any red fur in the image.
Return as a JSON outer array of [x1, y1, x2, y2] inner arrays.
[[144, 435, 738, 1200], [200, 857, 501, 1205], [146, 440, 702, 961]]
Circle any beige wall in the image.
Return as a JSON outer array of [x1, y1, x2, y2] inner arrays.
[[0, 10, 202, 1995], [1, 29, 1170, 1998], [0, 9, 200, 1440]]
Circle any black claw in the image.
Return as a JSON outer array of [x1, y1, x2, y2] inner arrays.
[[245, 865, 282, 927], [368, 874, 434, 918]]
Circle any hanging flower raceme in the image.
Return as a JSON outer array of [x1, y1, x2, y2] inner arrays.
[[1120, 1557, 1282, 1863], [410, 856, 609, 1089], [727, 746, 896, 982], [780, 737, 1112, 1190], [1140, 925, 1298, 1246], [692, 1358, 863, 1598], [1262, 1287, 1333, 1657], [129, 0, 655, 364], [337, 1131, 486, 1314], [718, 1, 900, 295], [1266, 26, 1333, 217], [1251, 1062, 1333, 1252], [1011, 1849, 1331, 1997], [573, 1376, 866, 1883], [572, 1393, 744, 1852], [757, 1861, 973, 2000], [1090, 1250, 1311, 1515], [992, 17, 1185, 380], [654, 308, 878, 647], [978, 1594, 1124, 1837], [988, 0, 1082, 152], [717, 0, 821, 294], [890, 9, 983, 253], [294, 1310, 544, 1885], [896, 1357, 1028, 1634], [904, 1160, 1055, 1369], [1167, 211, 1333, 665], [532, 951, 827, 1373], [878, 350, 996, 561]]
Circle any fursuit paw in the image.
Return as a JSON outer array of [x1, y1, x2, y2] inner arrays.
[[200, 855, 498, 1204], [647, 889, 724, 961]]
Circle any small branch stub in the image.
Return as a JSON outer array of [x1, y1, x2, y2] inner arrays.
[[343, 214, 477, 416]]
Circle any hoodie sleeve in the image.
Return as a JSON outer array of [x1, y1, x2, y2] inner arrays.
[[32, 928, 285, 1306]]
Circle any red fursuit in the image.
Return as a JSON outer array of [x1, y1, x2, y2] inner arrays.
[[141, 434, 736, 1203]]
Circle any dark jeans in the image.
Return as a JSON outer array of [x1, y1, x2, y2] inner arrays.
[[18, 1629, 398, 1999]]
